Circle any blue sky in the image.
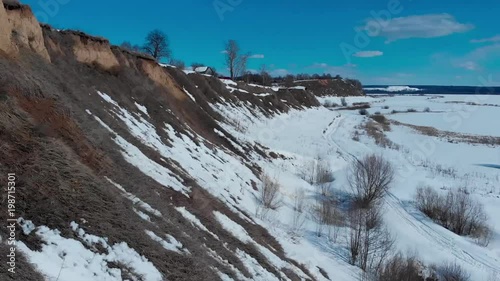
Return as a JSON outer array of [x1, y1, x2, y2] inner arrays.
[[24, 0, 500, 86]]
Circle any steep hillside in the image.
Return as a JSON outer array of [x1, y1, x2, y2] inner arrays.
[[0, 2, 363, 281]]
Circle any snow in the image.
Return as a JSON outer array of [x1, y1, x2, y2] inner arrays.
[[288, 86, 306, 90], [18, 218, 35, 235], [18, 222, 163, 281], [364, 85, 422, 92], [90, 90, 500, 280], [221, 78, 237, 86], [214, 211, 312, 280], [211, 94, 500, 280], [87, 105, 189, 196], [175, 207, 219, 240], [134, 102, 150, 117], [194, 66, 209, 72], [106, 177, 162, 217], [182, 87, 196, 102], [145, 230, 185, 254], [255, 93, 272, 97]]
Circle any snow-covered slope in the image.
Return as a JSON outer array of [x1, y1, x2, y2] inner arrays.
[[1, 2, 499, 280]]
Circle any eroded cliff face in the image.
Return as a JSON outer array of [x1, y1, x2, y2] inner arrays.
[[70, 33, 120, 70], [0, 2, 50, 60]]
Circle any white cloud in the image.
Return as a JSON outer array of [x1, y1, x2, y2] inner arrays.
[[220, 50, 228, 54], [248, 54, 265, 59], [457, 61, 479, 71], [454, 44, 500, 71], [362, 14, 473, 42], [353, 51, 383, 58], [270, 69, 289, 76], [471, 35, 500, 43]]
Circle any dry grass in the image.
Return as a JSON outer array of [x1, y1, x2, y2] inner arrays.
[[359, 121, 399, 149], [392, 120, 500, 146]]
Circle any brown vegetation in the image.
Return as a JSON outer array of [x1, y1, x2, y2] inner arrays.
[[392, 120, 500, 146], [415, 186, 492, 246]]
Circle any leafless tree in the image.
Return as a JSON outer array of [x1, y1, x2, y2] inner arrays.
[[259, 174, 283, 210], [224, 40, 249, 79], [143, 30, 171, 61], [347, 206, 394, 271], [348, 154, 394, 208], [260, 65, 272, 86], [120, 41, 141, 52], [291, 188, 307, 234], [169, 59, 185, 70]]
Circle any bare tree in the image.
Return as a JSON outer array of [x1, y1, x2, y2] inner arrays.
[[259, 174, 283, 210], [224, 40, 249, 80], [348, 155, 394, 208], [169, 59, 185, 69], [143, 30, 171, 61], [120, 41, 141, 52], [291, 188, 307, 234], [347, 206, 394, 271], [311, 195, 342, 237], [260, 65, 272, 86]]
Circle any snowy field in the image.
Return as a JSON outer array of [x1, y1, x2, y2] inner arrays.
[[235, 94, 500, 280]]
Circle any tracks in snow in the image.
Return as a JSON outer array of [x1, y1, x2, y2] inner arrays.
[[323, 110, 500, 275]]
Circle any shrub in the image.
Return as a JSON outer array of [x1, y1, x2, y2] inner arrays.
[[341, 97, 348, 106], [301, 157, 335, 187], [259, 174, 283, 210], [359, 108, 369, 115], [370, 114, 387, 124], [169, 59, 186, 70], [312, 196, 343, 237], [367, 253, 424, 281], [291, 188, 307, 233], [348, 154, 394, 208], [415, 186, 491, 246], [407, 108, 417, 112], [382, 106, 390, 110], [424, 107, 431, 112], [374, 111, 381, 115], [432, 262, 470, 281]]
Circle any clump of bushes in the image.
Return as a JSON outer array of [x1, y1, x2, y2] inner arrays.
[[415, 186, 492, 246], [370, 114, 387, 124], [424, 107, 431, 112], [407, 108, 417, 113], [359, 108, 369, 115], [382, 105, 390, 109]]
